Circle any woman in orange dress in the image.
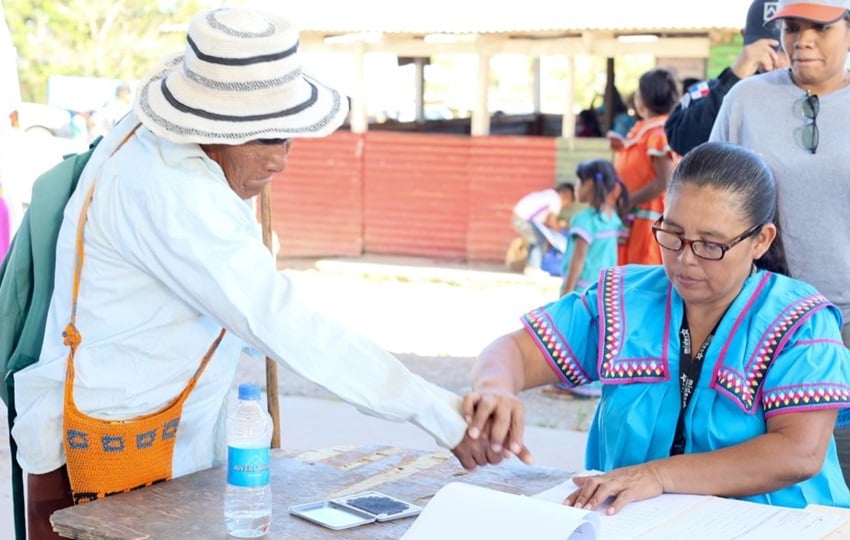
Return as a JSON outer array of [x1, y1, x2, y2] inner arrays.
[[608, 68, 679, 265]]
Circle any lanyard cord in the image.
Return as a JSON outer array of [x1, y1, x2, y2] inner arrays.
[[669, 312, 720, 456]]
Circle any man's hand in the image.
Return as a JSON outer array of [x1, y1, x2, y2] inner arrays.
[[731, 39, 789, 79], [457, 391, 533, 468], [451, 425, 512, 470]]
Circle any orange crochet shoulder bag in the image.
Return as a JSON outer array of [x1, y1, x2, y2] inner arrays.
[[61, 125, 225, 504]]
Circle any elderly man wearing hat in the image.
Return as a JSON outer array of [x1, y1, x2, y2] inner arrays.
[[711, 0, 850, 486], [10, 8, 484, 539], [665, 0, 789, 156]]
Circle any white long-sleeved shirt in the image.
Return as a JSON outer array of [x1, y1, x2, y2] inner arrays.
[[12, 113, 466, 475]]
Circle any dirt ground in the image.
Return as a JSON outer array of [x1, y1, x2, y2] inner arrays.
[[0, 256, 598, 539], [262, 256, 598, 432]]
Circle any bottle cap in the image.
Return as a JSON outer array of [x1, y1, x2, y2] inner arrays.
[[238, 383, 261, 401]]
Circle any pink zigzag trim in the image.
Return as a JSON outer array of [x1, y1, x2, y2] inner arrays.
[[522, 309, 591, 386], [598, 267, 667, 381], [763, 384, 850, 417], [713, 293, 828, 411]]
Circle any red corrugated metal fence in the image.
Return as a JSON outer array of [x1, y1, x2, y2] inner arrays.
[[363, 131, 469, 259], [467, 136, 557, 262], [270, 131, 559, 263], [272, 132, 363, 257]]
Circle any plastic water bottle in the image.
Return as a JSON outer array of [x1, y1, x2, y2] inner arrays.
[[224, 383, 273, 538]]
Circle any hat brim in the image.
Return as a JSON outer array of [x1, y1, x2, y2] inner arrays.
[[768, 3, 848, 23], [133, 54, 349, 145]]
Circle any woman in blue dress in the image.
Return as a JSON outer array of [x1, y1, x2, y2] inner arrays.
[[549, 158, 628, 399], [456, 142, 850, 512]]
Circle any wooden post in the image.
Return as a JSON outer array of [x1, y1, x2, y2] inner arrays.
[[603, 57, 616, 133], [471, 49, 491, 136], [260, 184, 282, 449], [561, 54, 576, 140]]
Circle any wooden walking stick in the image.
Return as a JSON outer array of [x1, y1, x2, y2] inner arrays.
[[260, 183, 282, 448]]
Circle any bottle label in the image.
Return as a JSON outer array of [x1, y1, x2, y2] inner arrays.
[[227, 446, 270, 488]]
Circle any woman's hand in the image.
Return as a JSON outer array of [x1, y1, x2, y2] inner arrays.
[[460, 390, 533, 466], [566, 464, 665, 515], [460, 329, 556, 468]]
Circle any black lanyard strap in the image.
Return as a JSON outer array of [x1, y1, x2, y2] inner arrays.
[[670, 312, 719, 456]]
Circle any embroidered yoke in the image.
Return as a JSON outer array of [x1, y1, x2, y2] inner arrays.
[[523, 265, 850, 508]]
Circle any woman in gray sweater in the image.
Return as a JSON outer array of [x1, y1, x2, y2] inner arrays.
[[710, 0, 850, 484]]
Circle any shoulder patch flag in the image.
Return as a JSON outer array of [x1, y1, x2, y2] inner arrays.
[[688, 81, 710, 100]]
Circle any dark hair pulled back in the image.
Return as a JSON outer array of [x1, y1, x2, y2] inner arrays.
[[669, 142, 789, 275], [575, 159, 630, 220]]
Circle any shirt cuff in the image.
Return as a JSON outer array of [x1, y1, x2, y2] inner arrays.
[[716, 67, 742, 95]]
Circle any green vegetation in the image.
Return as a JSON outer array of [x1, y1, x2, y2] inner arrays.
[[708, 33, 745, 79], [4, 0, 214, 101], [4, 3, 731, 118]]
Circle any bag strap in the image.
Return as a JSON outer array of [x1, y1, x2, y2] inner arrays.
[[62, 123, 225, 386], [62, 124, 141, 352]]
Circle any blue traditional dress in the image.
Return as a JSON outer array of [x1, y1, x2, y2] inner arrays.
[[524, 265, 850, 508], [562, 207, 622, 292]]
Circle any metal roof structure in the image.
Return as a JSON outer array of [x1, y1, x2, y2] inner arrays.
[[243, 0, 752, 135], [249, 0, 748, 36]]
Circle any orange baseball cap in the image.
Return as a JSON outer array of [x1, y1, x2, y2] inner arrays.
[[768, 0, 850, 23]]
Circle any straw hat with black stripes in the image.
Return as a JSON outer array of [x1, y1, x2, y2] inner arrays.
[[134, 8, 349, 145]]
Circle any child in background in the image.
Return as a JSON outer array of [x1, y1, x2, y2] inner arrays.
[[560, 159, 629, 296], [609, 68, 678, 266], [511, 183, 575, 274], [545, 159, 628, 400], [555, 182, 585, 231]]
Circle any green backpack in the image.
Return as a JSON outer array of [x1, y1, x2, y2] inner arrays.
[[0, 136, 100, 540]]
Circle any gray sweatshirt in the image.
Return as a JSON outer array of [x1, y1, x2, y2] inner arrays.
[[711, 68, 850, 324]]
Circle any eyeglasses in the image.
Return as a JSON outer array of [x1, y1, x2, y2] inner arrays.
[[801, 91, 819, 155], [256, 138, 291, 146], [651, 217, 764, 261]]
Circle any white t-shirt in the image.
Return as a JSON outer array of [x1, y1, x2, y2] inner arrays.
[[12, 113, 466, 476], [513, 189, 561, 223]]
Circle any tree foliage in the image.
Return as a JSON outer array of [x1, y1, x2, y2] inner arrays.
[[4, 0, 215, 102]]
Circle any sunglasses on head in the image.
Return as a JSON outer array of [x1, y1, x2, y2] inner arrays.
[[801, 91, 818, 155]]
